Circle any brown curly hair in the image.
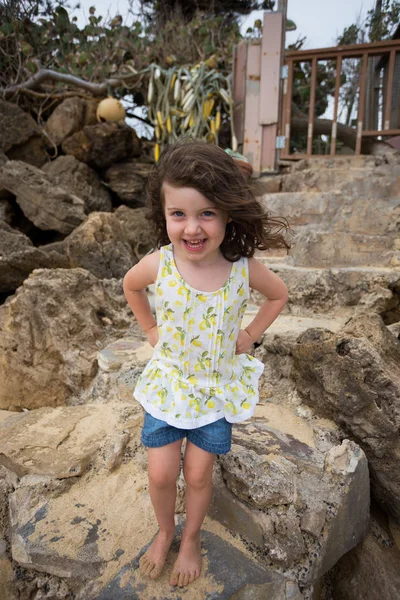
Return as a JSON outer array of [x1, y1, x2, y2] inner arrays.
[[146, 140, 290, 262]]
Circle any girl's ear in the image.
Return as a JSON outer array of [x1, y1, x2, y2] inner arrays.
[[227, 216, 232, 223]]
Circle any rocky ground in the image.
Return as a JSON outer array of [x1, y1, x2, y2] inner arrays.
[[0, 97, 400, 599]]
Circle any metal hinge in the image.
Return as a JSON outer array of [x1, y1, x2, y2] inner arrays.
[[275, 136, 285, 149], [281, 65, 289, 79]]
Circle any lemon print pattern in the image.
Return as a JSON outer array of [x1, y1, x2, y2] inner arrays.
[[133, 244, 264, 429]]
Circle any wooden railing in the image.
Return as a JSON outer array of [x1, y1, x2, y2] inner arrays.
[[281, 39, 400, 159]]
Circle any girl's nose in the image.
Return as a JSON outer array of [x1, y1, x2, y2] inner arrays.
[[184, 218, 201, 235]]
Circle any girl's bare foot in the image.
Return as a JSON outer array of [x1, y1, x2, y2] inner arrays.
[[139, 529, 175, 580], [169, 533, 201, 587]]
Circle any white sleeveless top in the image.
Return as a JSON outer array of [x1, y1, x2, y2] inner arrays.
[[134, 244, 264, 429]]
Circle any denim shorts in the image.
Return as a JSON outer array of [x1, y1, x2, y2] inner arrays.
[[141, 411, 232, 455]]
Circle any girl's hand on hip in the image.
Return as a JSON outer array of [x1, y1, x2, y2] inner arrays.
[[235, 329, 254, 354], [146, 324, 159, 347]]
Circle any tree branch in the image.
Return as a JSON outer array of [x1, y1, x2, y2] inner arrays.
[[0, 68, 141, 99]]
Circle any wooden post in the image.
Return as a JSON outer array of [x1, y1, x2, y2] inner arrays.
[[259, 11, 284, 172], [330, 55, 342, 155], [355, 52, 369, 154]]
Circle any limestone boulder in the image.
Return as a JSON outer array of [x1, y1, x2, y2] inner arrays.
[[0, 161, 86, 234], [214, 403, 369, 588], [0, 221, 68, 293], [65, 212, 135, 279], [0, 100, 49, 168], [43, 155, 112, 213], [0, 99, 40, 153], [1, 403, 301, 599], [292, 313, 400, 521], [0, 268, 131, 410], [114, 206, 157, 258], [44, 97, 98, 146], [104, 160, 152, 205], [62, 122, 141, 170]]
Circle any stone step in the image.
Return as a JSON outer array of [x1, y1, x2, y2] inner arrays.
[[288, 154, 400, 172], [262, 182, 400, 236], [242, 307, 349, 335], [249, 264, 400, 320], [289, 230, 399, 268], [280, 167, 394, 193]]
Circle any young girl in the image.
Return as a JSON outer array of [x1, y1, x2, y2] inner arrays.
[[123, 141, 289, 588]]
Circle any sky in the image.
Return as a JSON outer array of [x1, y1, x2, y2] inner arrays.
[[73, 0, 372, 48]]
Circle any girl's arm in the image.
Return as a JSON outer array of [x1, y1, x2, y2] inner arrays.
[[123, 251, 160, 344], [236, 257, 288, 354]]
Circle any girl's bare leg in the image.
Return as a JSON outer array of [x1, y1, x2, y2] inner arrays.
[[169, 442, 215, 587], [139, 439, 182, 580]]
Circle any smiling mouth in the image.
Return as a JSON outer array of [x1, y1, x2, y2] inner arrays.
[[183, 239, 206, 251]]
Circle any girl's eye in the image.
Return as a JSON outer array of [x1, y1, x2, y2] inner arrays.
[[202, 211, 215, 217], [172, 211, 184, 217]]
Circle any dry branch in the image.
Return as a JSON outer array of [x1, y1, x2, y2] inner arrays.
[[0, 68, 140, 99]]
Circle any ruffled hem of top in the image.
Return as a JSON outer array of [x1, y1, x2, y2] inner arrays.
[[133, 355, 264, 430]]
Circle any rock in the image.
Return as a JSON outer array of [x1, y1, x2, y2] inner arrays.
[[44, 97, 98, 146], [62, 122, 141, 170], [0, 405, 135, 479], [214, 403, 369, 586], [6, 134, 50, 168], [0, 268, 131, 410], [65, 212, 135, 279], [329, 515, 400, 600], [256, 263, 400, 319], [0, 221, 67, 293], [114, 206, 157, 258], [292, 313, 400, 521], [0, 161, 86, 234], [0, 198, 14, 223], [104, 160, 151, 205], [43, 155, 112, 213], [0, 100, 40, 153], [291, 229, 397, 268], [92, 524, 299, 600], [1, 401, 299, 598], [258, 175, 282, 194]]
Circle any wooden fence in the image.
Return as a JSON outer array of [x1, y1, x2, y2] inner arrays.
[[233, 13, 400, 174]]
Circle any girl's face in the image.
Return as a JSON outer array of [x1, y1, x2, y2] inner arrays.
[[163, 182, 230, 263]]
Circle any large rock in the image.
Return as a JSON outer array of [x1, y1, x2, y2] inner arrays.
[[0, 268, 131, 410], [104, 160, 151, 205], [0, 161, 86, 234], [114, 206, 157, 258], [292, 313, 400, 521], [214, 403, 369, 589], [1, 403, 301, 599], [44, 97, 98, 146], [43, 155, 112, 213], [0, 100, 49, 168], [65, 212, 135, 279], [0, 100, 40, 153], [62, 122, 141, 170], [0, 221, 67, 293]]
